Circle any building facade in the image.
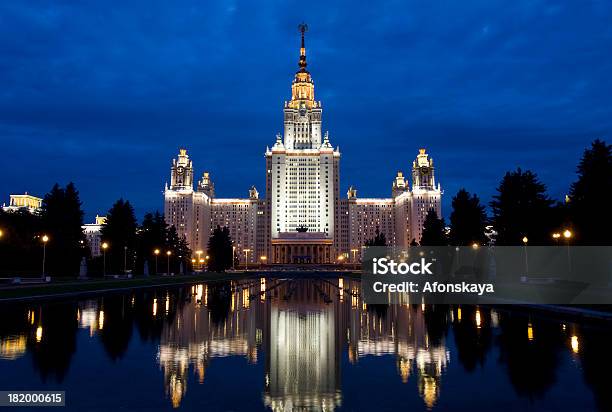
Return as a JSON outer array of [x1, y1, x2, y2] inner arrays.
[[163, 27, 442, 264], [82, 215, 107, 257], [2, 193, 42, 214]]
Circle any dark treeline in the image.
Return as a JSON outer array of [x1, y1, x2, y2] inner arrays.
[[0, 193, 190, 277], [420, 139, 611, 246]]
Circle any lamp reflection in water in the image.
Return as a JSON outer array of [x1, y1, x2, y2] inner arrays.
[[571, 335, 580, 354]]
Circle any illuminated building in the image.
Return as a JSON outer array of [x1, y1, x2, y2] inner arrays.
[[82, 215, 107, 257], [163, 26, 442, 262], [2, 193, 42, 214]]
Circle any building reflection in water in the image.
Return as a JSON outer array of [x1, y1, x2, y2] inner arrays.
[[3, 279, 611, 411], [347, 300, 449, 409], [264, 280, 341, 412], [157, 282, 263, 408], [155, 278, 451, 410]]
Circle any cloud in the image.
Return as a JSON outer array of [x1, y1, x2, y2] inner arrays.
[[0, 0, 610, 220]]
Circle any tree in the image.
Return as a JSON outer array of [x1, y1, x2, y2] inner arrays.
[[490, 168, 557, 245], [568, 139, 612, 245], [0, 209, 43, 276], [136, 211, 169, 274], [40, 183, 86, 276], [450, 189, 487, 246], [420, 209, 448, 246], [207, 226, 233, 272], [101, 199, 138, 274], [365, 227, 387, 247]]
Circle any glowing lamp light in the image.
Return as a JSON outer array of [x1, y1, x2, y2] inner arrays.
[[166, 251, 171, 256], [102, 242, 109, 250], [563, 230, 572, 239], [522, 236, 528, 244], [42, 235, 49, 243], [154, 249, 160, 255], [570, 335, 579, 353], [472, 243, 479, 249]]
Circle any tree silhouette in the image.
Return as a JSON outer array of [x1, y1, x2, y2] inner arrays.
[[568, 139, 611, 245], [40, 182, 86, 276], [100, 199, 138, 275], [420, 209, 447, 246], [365, 227, 387, 246], [449, 189, 487, 246], [136, 211, 169, 274], [0, 209, 43, 275], [490, 168, 557, 245], [207, 226, 233, 272]]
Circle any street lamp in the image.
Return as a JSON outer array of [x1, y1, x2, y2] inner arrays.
[[232, 246, 236, 270], [350, 248, 358, 264], [196, 250, 203, 270], [260, 255, 267, 266], [41, 235, 49, 279], [166, 250, 172, 276], [522, 236, 528, 276], [0, 229, 4, 239], [102, 242, 109, 277], [563, 230, 572, 271], [244, 248, 252, 270], [123, 246, 128, 275], [154, 249, 160, 275]]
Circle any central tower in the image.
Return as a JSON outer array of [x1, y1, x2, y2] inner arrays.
[[265, 24, 341, 264]]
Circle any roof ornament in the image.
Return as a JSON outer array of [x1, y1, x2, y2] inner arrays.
[[298, 23, 308, 71]]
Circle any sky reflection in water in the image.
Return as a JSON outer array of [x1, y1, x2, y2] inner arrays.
[[0, 277, 610, 411]]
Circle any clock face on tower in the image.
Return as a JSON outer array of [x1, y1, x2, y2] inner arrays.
[[420, 166, 429, 174], [299, 102, 307, 116], [177, 166, 184, 175]]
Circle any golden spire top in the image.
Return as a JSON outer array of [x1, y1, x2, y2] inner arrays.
[[298, 23, 308, 72]]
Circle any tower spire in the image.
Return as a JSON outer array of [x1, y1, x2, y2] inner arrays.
[[298, 23, 308, 72]]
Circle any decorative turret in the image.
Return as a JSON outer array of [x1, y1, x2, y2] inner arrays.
[[197, 171, 215, 197], [412, 148, 437, 191], [249, 186, 259, 200], [392, 171, 408, 197], [347, 186, 358, 200], [170, 148, 194, 190]]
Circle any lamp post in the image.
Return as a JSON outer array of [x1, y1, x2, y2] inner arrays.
[[0, 229, 3, 239], [563, 230, 572, 272], [522, 236, 529, 276], [102, 242, 109, 277], [196, 250, 203, 270], [123, 246, 128, 275], [41, 235, 49, 279], [552, 232, 561, 243], [154, 249, 160, 275], [351, 248, 358, 266], [232, 246, 236, 270], [244, 248, 251, 270], [166, 251, 172, 276]]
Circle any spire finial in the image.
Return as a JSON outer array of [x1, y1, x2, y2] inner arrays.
[[298, 23, 308, 71]]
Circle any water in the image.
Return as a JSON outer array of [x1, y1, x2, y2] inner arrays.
[[0, 276, 610, 411]]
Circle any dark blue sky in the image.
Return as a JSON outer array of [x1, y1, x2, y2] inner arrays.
[[1, 1, 610, 221]]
